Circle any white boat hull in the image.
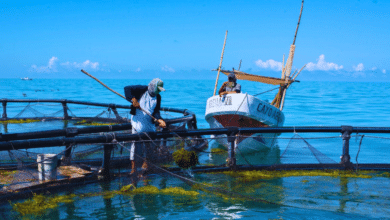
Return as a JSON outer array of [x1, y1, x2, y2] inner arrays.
[[205, 93, 284, 154]]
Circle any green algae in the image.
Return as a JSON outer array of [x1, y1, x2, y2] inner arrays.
[[119, 183, 136, 192], [128, 185, 160, 194], [118, 185, 199, 197], [0, 119, 40, 124], [12, 185, 199, 216], [0, 170, 17, 176], [377, 172, 390, 177], [12, 194, 76, 216], [172, 148, 198, 169], [210, 148, 227, 154], [0, 170, 17, 184], [74, 119, 117, 126], [161, 187, 199, 197], [222, 170, 377, 182]]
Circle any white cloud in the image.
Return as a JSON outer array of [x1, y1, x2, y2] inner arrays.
[[61, 60, 99, 70], [30, 56, 59, 73], [306, 54, 343, 71], [371, 67, 377, 71], [161, 65, 175, 72], [135, 67, 141, 72], [383, 69, 386, 74], [353, 63, 364, 72], [255, 59, 282, 71]]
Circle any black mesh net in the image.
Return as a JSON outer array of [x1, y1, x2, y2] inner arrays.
[[281, 134, 337, 164]]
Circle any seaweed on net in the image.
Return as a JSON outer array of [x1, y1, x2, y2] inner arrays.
[[11, 185, 200, 216], [172, 148, 199, 169], [12, 194, 76, 216]]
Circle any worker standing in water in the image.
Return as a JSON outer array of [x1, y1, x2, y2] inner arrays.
[[124, 78, 166, 175]]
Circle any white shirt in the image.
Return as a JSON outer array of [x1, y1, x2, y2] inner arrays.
[[131, 92, 157, 133]]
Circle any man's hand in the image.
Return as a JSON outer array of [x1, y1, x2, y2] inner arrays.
[[157, 119, 166, 128], [218, 82, 229, 97], [131, 98, 140, 108], [219, 91, 227, 97]]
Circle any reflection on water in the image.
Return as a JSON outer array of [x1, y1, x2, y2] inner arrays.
[[207, 139, 281, 166], [2, 170, 390, 219]]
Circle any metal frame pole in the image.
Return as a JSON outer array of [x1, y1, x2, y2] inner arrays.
[[340, 126, 353, 168], [2, 101, 7, 119], [227, 128, 238, 170], [62, 101, 69, 120], [101, 144, 113, 177]]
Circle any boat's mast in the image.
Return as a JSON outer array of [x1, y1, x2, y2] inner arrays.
[[279, 0, 304, 111], [213, 30, 228, 96], [238, 59, 242, 71]]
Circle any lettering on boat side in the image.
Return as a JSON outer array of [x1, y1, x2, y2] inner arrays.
[[257, 103, 281, 121], [208, 96, 232, 108]]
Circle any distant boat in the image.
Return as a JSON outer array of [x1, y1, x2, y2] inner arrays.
[[21, 77, 33, 80]]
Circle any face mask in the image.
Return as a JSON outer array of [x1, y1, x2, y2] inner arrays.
[[155, 81, 164, 95]]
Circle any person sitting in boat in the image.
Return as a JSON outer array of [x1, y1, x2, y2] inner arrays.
[[124, 79, 166, 175], [219, 73, 241, 97]]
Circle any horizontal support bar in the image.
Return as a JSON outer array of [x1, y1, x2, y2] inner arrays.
[[0, 115, 195, 141], [0, 123, 132, 141], [0, 99, 195, 115], [0, 99, 131, 109], [1, 126, 390, 151]]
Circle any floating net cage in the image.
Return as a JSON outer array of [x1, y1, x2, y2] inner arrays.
[[1, 99, 390, 204], [0, 99, 204, 194]]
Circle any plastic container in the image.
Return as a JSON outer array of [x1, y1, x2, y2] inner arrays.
[[37, 154, 58, 181]]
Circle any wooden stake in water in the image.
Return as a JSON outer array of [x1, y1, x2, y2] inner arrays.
[[213, 30, 228, 96]]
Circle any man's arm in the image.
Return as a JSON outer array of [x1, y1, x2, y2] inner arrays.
[[219, 84, 241, 96], [153, 94, 166, 128], [218, 82, 228, 96], [131, 98, 140, 108]]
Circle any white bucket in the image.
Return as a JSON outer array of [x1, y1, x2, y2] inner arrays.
[[37, 154, 58, 181]]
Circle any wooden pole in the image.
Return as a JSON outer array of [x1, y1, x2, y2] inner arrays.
[[80, 69, 157, 122], [280, 0, 304, 111], [281, 54, 286, 79], [293, 0, 304, 46], [290, 69, 298, 79], [81, 69, 126, 99], [213, 30, 228, 96], [280, 64, 306, 111], [293, 64, 306, 81], [238, 59, 242, 71], [279, 87, 288, 111]]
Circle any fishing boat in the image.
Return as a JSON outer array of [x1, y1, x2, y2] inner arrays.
[[21, 77, 33, 80], [205, 1, 305, 154], [205, 69, 302, 154]]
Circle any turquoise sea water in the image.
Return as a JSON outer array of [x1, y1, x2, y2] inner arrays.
[[1, 78, 390, 219]]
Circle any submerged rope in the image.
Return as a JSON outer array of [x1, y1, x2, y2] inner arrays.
[[356, 135, 365, 171]]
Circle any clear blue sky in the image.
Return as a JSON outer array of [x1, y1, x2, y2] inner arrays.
[[1, 0, 389, 81]]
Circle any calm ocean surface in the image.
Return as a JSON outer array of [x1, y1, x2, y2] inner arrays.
[[1, 78, 390, 219]]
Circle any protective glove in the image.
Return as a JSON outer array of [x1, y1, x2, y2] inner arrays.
[[131, 97, 140, 108]]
